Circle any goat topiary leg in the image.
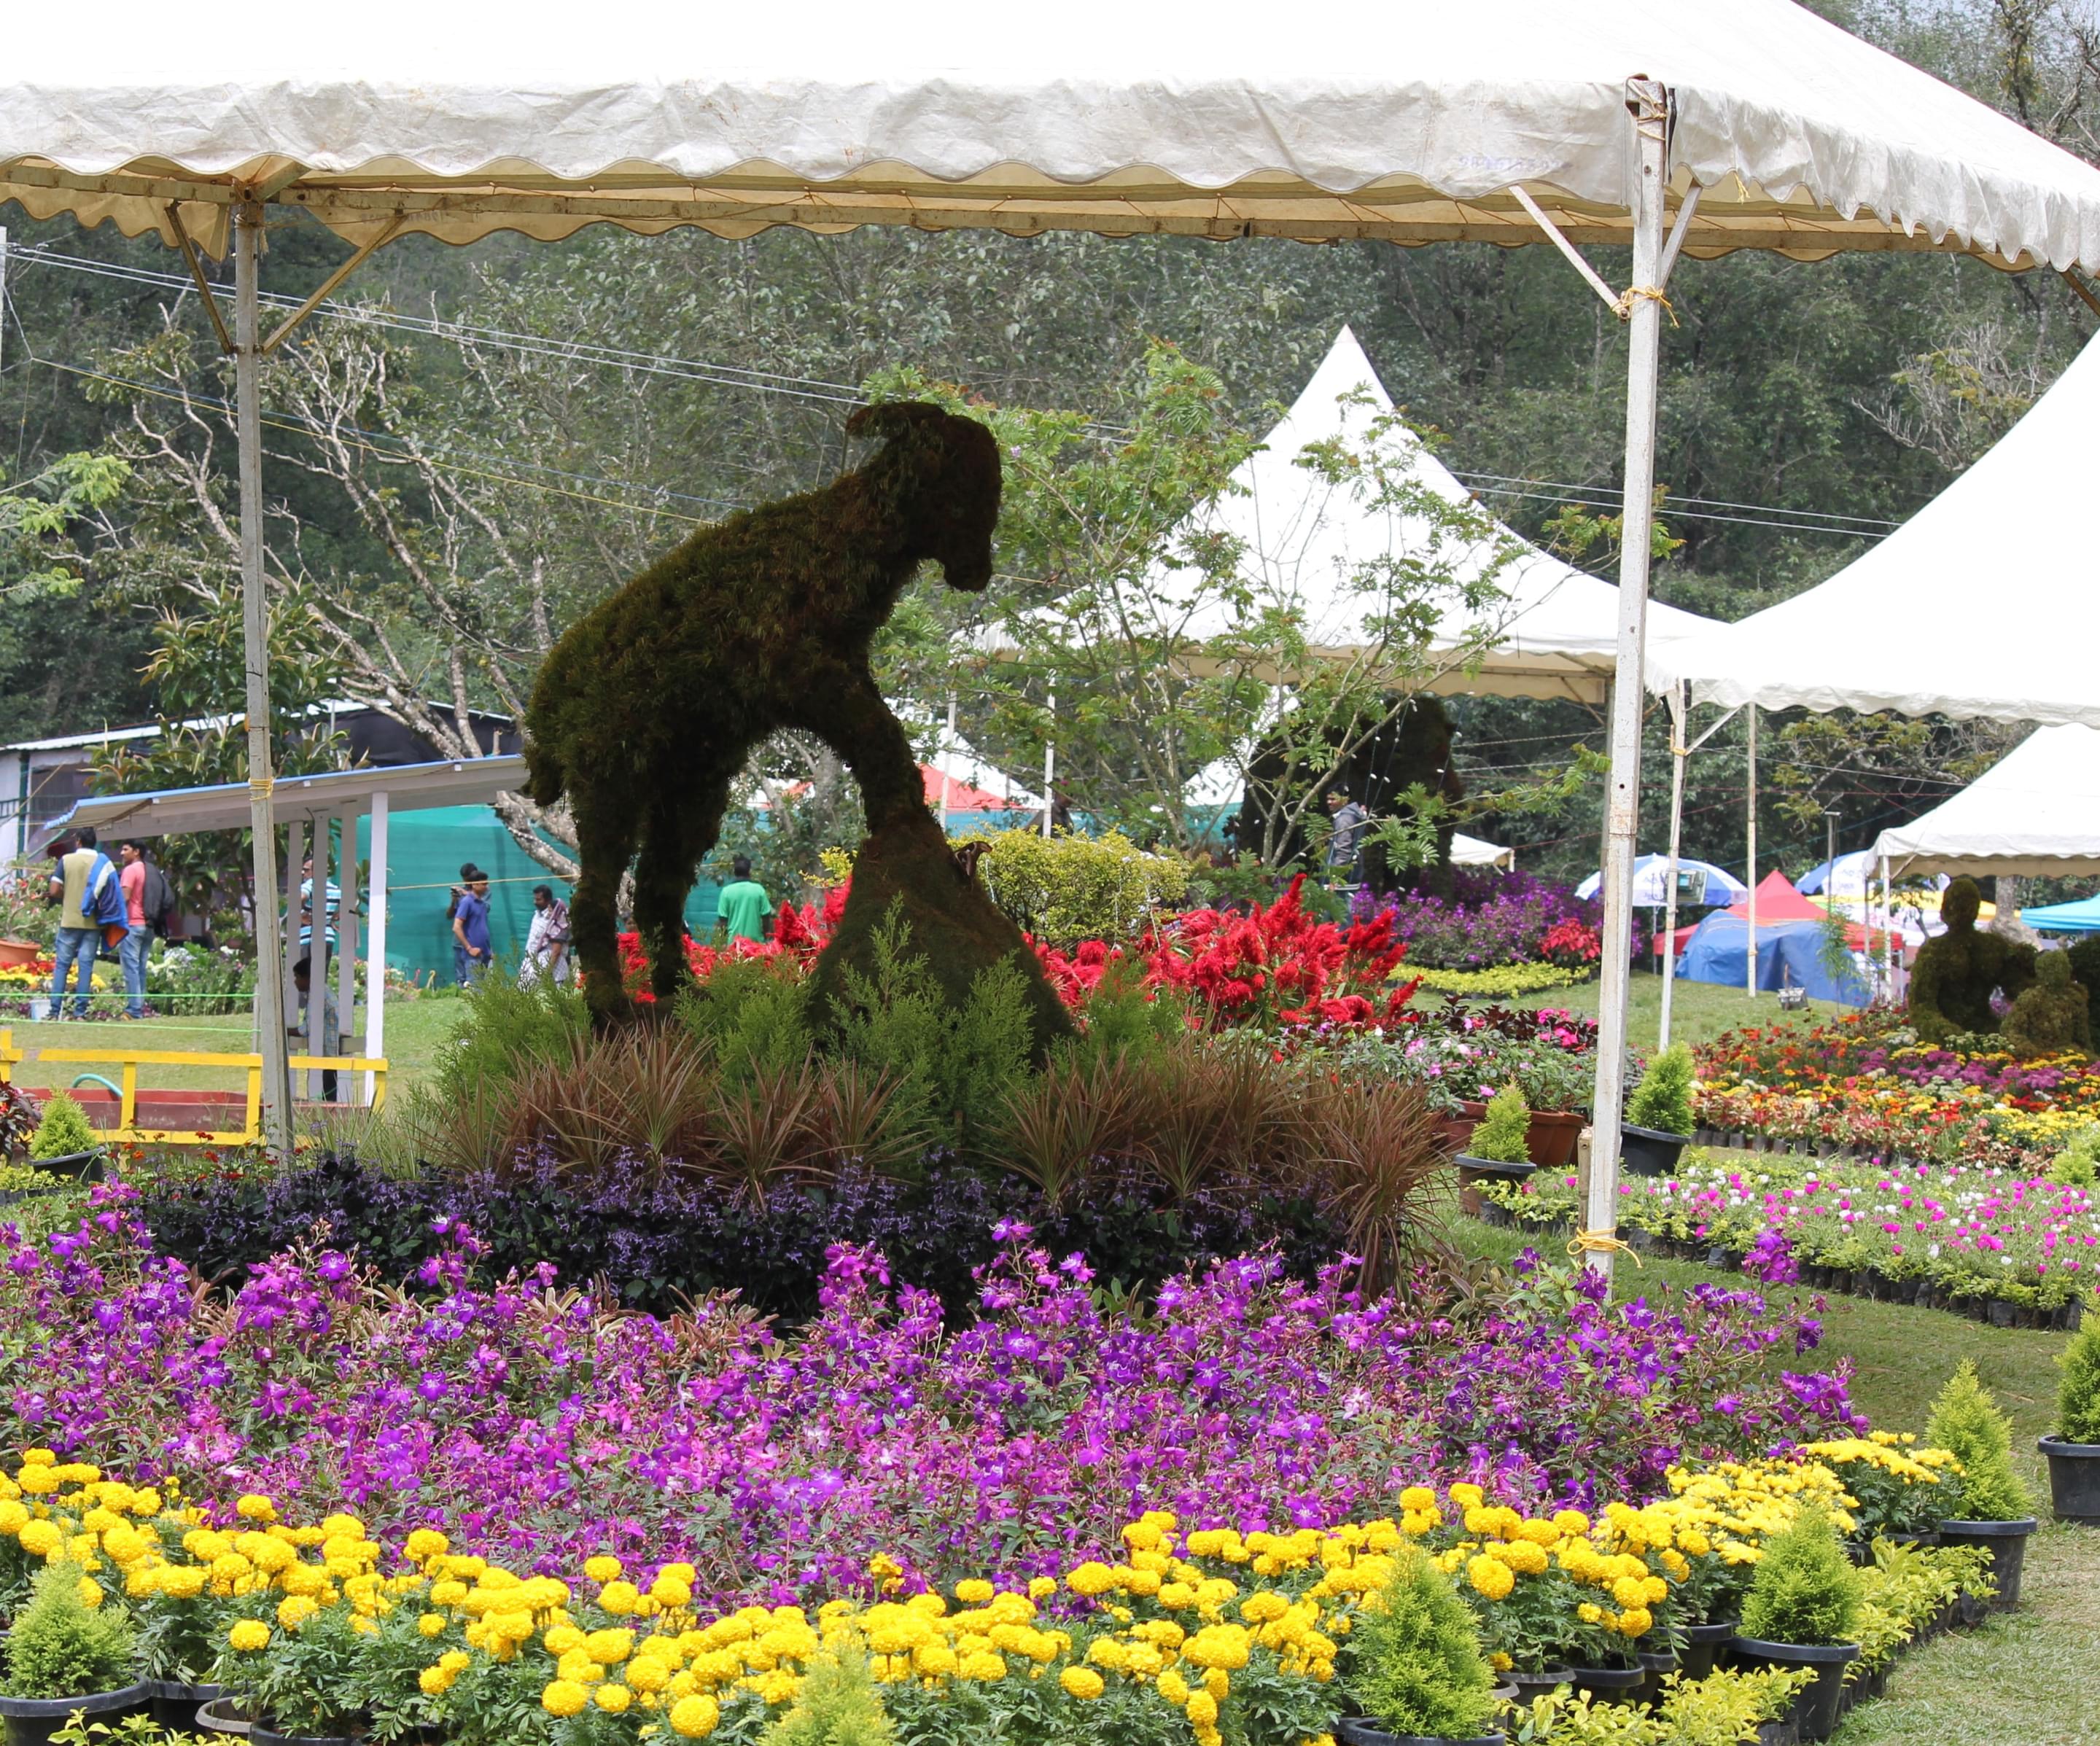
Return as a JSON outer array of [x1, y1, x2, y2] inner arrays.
[[569, 792, 641, 1031], [799, 672, 925, 833], [634, 773, 731, 1005]]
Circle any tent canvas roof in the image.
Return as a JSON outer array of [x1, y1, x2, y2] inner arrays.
[[2023, 893, 2100, 933], [1649, 330, 2100, 726], [1873, 723, 2100, 876], [57, 755, 528, 839], [7, 1, 2100, 268], [1725, 869, 1824, 921], [992, 328, 1719, 705]]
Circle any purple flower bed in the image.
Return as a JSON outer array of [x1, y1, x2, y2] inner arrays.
[[1353, 870, 1605, 971], [2, 1188, 1861, 1605]]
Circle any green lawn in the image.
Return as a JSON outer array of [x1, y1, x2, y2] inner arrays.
[[1536, 971, 1849, 1050]]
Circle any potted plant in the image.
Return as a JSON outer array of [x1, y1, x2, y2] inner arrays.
[[212, 1604, 365, 1746], [1339, 1549, 1505, 1746], [0, 1562, 145, 1746], [2039, 1320, 2100, 1524], [129, 1554, 229, 1734], [1455, 1085, 1534, 1216], [1928, 1360, 2037, 1610], [1621, 1044, 1695, 1176], [1728, 1508, 1862, 1744], [25, 1096, 102, 1185]]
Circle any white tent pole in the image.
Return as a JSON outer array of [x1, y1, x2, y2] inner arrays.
[[363, 790, 389, 1106], [1043, 687, 1057, 839], [1745, 702, 1758, 997], [940, 691, 957, 836], [1659, 681, 1687, 1051], [1584, 77, 1671, 1287], [1879, 849, 1893, 1005], [236, 198, 292, 1158], [281, 818, 306, 1110]]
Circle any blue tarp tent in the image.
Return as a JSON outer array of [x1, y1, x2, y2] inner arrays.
[[1676, 913, 1868, 1004], [2024, 893, 2100, 934]]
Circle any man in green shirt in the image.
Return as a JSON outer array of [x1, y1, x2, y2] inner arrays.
[[715, 856, 772, 946]]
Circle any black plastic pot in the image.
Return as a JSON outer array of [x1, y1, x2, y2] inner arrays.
[[1503, 1667, 1571, 1708], [20, 1150, 103, 1185], [1938, 1516, 2037, 1613], [194, 1696, 253, 1736], [1453, 1155, 1536, 1182], [2039, 1436, 2100, 1525], [1727, 1638, 1859, 1744], [1336, 1717, 1504, 1746], [1619, 1123, 1689, 1177], [248, 1722, 357, 1746], [147, 1679, 230, 1733], [1567, 1660, 1645, 1706], [1634, 1649, 1677, 1706], [1679, 1618, 1737, 1681], [0, 1681, 149, 1746]]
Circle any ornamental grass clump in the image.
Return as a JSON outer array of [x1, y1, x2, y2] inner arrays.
[[1346, 1547, 1498, 1741], [27, 1091, 96, 1162], [2058, 1324, 2100, 1444], [2, 1559, 134, 1699], [1466, 1083, 1531, 1165], [1926, 1360, 2033, 1521], [1737, 1508, 1864, 1648], [1627, 1045, 1695, 1138]]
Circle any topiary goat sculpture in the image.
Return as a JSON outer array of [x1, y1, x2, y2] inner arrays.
[[524, 401, 1066, 1045]]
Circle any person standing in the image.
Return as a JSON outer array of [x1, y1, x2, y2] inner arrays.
[[715, 855, 771, 946], [1324, 788, 1367, 892], [447, 863, 483, 986], [289, 954, 341, 1100], [44, 828, 115, 1020], [117, 841, 152, 1020], [452, 869, 494, 982], [522, 884, 572, 986]]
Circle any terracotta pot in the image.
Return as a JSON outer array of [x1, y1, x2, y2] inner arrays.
[[1457, 1102, 1583, 1171], [0, 942, 42, 971]]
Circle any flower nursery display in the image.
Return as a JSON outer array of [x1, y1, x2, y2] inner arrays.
[[1692, 1011, 2100, 1169], [1481, 1150, 2100, 1322], [1350, 872, 1604, 979]]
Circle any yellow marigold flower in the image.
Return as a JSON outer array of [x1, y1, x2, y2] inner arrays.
[[1159, 1668, 1191, 1704], [235, 1494, 276, 1524], [228, 1620, 271, 1652], [15, 1467, 57, 1497], [1617, 1606, 1653, 1637], [541, 1679, 588, 1718], [669, 1694, 721, 1738], [1466, 1556, 1514, 1603], [419, 1665, 454, 1697], [594, 1683, 632, 1714], [584, 1556, 622, 1584], [277, 1595, 320, 1631], [75, 1575, 103, 1610], [405, 1529, 450, 1562], [598, 1580, 640, 1616], [1448, 1484, 1485, 1510], [958, 1651, 1006, 1682], [17, 1521, 61, 1559], [586, 1628, 635, 1666], [1611, 1575, 1648, 1610], [954, 1578, 995, 1605], [651, 1575, 693, 1610], [1060, 1666, 1105, 1700], [629, 1659, 671, 1695], [1186, 1691, 1220, 1727], [417, 1613, 448, 1639]]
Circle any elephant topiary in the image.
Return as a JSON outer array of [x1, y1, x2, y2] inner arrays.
[[524, 402, 1071, 1049]]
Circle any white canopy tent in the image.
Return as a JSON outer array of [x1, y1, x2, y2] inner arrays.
[[1875, 725, 2100, 878], [9, 0, 2099, 1261]]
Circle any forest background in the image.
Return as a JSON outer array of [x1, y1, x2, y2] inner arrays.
[[2, 0, 2096, 908]]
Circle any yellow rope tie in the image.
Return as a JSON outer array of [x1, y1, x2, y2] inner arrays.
[[1568, 1229, 1644, 1267], [248, 777, 274, 801], [1612, 284, 1679, 327]]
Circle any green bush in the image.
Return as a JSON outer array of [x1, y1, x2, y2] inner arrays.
[[2056, 1324, 2100, 1445], [677, 957, 815, 1089], [1346, 1547, 1497, 1739], [1737, 1508, 1864, 1647], [1466, 1083, 1531, 1165], [432, 973, 589, 1103], [3, 1560, 135, 1699], [758, 1637, 892, 1746], [1410, 962, 1587, 998], [28, 1091, 98, 1161], [978, 827, 1189, 946], [1627, 1043, 1695, 1137], [1926, 1360, 2033, 1521], [2047, 1125, 2100, 1187]]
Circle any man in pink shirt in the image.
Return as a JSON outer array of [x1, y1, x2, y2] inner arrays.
[[117, 841, 151, 1020]]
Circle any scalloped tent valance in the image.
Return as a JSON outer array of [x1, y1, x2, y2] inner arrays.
[[6, 0, 2100, 266]]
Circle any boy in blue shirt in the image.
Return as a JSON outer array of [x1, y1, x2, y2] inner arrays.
[[451, 870, 493, 981]]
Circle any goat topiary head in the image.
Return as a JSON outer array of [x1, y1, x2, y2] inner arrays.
[[848, 401, 1002, 593]]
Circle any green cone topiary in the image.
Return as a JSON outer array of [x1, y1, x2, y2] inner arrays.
[[2057, 1325, 2100, 1446], [28, 1091, 96, 1161], [2, 1559, 135, 1699], [1627, 1043, 1695, 1137], [1738, 1508, 1864, 1647], [758, 1636, 893, 1746], [1927, 1360, 2034, 1521], [1347, 1546, 1498, 1739], [1466, 1083, 1531, 1165]]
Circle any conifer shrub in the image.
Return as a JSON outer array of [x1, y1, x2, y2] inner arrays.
[[1466, 1083, 1532, 1165], [2, 1559, 134, 1698], [27, 1091, 96, 1161], [1738, 1508, 1864, 1647], [1627, 1043, 1695, 1137], [1346, 1547, 1498, 1739], [1926, 1360, 2033, 1521], [2055, 1324, 2100, 1445], [758, 1637, 893, 1746]]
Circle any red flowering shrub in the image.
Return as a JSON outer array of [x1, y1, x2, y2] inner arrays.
[[1539, 918, 1603, 970]]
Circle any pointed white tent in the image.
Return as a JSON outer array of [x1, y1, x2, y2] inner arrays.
[[1875, 724, 2100, 877], [1649, 331, 2100, 726], [997, 327, 1718, 704]]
